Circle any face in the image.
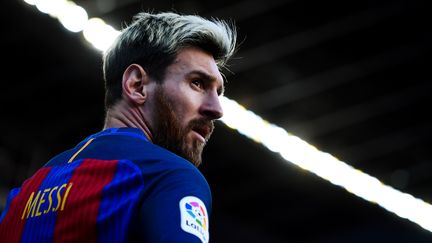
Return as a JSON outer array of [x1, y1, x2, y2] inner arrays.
[[149, 46, 224, 166]]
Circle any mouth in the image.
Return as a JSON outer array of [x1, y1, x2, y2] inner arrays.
[[192, 125, 211, 143]]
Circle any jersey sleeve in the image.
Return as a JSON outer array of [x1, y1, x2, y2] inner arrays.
[[137, 167, 212, 243]]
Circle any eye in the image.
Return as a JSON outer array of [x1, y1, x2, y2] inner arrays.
[[191, 79, 204, 89]]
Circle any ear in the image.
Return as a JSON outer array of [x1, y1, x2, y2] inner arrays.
[[122, 64, 149, 105]]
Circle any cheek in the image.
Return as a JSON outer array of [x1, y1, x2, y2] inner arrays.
[[164, 82, 202, 124], [171, 93, 201, 120]]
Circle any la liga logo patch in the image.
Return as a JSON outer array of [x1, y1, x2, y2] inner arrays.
[[179, 196, 209, 243]]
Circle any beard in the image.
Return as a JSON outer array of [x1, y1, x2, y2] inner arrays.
[[151, 85, 214, 166]]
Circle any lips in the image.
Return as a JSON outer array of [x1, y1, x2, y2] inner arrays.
[[192, 125, 212, 142]]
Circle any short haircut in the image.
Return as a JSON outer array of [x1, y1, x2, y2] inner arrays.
[[103, 11, 237, 109]]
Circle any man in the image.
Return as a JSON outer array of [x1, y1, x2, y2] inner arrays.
[[0, 11, 237, 242]]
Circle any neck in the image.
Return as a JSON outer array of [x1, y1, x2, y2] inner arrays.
[[104, 99, 154, 142]]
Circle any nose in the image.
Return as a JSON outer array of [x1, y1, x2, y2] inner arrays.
[[199, 92, 223, 120]]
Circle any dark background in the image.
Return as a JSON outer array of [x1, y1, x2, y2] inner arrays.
[[1, 0, 431, 242]]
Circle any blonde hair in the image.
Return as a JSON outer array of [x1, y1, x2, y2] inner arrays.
[[103, 11, 237, 108]]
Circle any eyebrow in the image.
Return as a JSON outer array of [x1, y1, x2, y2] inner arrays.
[[188, 70, 225, 95]]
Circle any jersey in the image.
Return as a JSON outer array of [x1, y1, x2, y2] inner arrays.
[[0, 128, 212, 243]]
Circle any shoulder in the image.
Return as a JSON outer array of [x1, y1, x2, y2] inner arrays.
[[134, 156, 212, 243], [134, 151, 212, 203], [102, 137, 212, 203]]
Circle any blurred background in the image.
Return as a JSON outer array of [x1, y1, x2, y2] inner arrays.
[[0, 0, 431, 242]]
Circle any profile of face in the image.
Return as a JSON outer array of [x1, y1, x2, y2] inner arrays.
[[150, 47, 224, 166]]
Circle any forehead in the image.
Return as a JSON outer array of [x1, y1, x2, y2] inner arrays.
[[168, 46, 224, 86]]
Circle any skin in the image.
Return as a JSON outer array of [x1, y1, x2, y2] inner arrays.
[[104, 46, 224, 166]]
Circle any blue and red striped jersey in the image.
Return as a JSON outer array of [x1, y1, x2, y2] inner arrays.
[[0, 128, 212, 243]]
